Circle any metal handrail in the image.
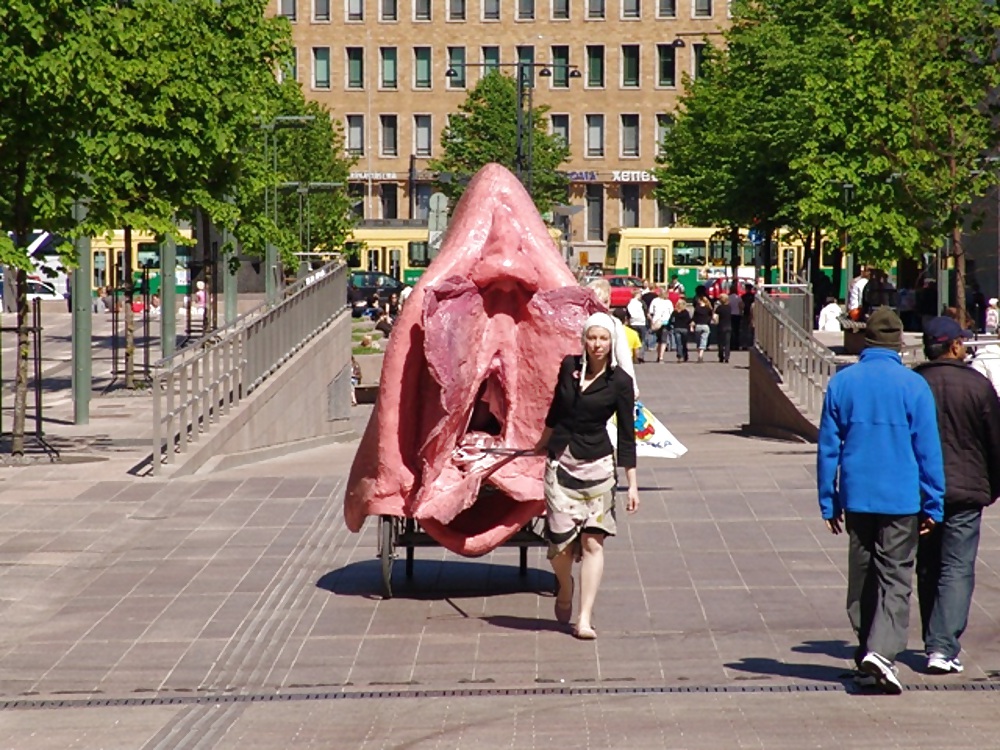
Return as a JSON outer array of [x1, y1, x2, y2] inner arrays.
[[755, 290, 839, 419], [151, 261, 347, 474]]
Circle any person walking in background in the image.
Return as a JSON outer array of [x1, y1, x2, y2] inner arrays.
[[714, 293, 733, 363], [817, 307, 945, 694], [626, 288, 648, 363], [740, 284, 756, 349], [535, 313, 639, 640], [691, 294, 714, 363], [970, 339, 1000, 399], [914, 316, 1000, 675], [817, 297, 843, 332], [847, 266, 870, 321], [985, 297, 998, 335], [728, 283, 744, 351], [647, 287, 674, 362], [668, 299, 692, 363]]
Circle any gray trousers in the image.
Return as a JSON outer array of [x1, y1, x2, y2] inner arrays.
[[846, 512, 920, 663]]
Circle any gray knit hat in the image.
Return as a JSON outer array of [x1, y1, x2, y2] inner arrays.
[[864, 307, 903, 350]]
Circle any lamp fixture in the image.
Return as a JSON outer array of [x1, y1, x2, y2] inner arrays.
[[672, 39, 686, 48], [538, 67, 552, 77]]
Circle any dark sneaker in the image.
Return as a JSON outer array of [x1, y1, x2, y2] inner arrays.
[[860, 652, 903, 695], [927, 653, 964, 674]]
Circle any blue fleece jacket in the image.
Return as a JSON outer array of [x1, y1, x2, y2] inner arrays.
[[817, 347, 944, 522]]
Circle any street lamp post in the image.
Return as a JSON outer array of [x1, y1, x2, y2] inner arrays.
[[258, 115, 315, 304], [445, 61, 581, 197], [277, 181, 344, 263]]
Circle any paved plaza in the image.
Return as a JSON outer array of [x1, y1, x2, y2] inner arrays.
[[2, 341, 1000, 748]]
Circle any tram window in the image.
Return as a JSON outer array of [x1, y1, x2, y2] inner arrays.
[[93, 250, 108, 288], [408, 241, 431, 268], [651, 246, 666, 283], [742, 242, 755, 266], [366, 248, 381, 272], [672, 240, 707, 266], [345, 242, 362, 268], [709, 240, 728, 267], [630, 247, 644, 277], [821, 240, 837, 267], [137, 242, 159, 270]]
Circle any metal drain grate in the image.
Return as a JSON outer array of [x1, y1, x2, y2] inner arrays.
[[4, 681, 1000, 711]]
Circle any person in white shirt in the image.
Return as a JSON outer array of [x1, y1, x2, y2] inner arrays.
[[625, 289, 648, 363], [970, 343, 1000, 400], [986, 297, 999, 335], [817, 297, 844, 332], [847, 267, 870, 320], [648, 288, 675, 362]]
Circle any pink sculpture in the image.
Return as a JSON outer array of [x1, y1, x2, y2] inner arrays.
[[344, 164, 601, 556]]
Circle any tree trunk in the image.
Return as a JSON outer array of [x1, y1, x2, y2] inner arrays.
[[12, 268, 29, 455], [729, 225, 740, 283], [762, 224, 773, 285], [953, 223, 966, 325], [124, 225, 135, 389]]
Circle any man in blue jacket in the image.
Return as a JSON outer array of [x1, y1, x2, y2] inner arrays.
[[817, 307, 945, 694]]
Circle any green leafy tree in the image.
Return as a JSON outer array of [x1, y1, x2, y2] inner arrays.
[[429, 71, 570, 214]]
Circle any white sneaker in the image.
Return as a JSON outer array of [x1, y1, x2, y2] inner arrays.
[[927, 652, 964, 674], [860, 652, 903, 695]]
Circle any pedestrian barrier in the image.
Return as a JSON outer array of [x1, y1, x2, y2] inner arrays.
[[754, 288, 837, 418], [150, 261, 347, 475]]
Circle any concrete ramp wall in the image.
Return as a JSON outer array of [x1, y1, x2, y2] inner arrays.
[[748, 348, 819, 443], [168, 309, 354, 476]]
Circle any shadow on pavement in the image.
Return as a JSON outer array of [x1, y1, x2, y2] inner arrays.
[[724, 656, 852, 685], [316, 559, 557, 601], [480, 614, 568, 633]]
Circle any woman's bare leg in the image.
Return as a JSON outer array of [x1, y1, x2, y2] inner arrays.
[[550, 547, 575, 607], [577, 533, 605, 632]]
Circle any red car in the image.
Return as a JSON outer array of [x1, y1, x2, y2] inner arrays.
[[602, 275, 645, 308]]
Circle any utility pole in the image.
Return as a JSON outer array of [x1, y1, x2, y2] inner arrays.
[[160, 233, 177, 358], [71, 197, 92, 424]]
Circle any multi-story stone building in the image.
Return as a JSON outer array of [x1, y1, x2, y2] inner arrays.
[[279, 0, 728, 263]]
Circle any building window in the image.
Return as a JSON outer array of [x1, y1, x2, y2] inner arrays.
[[586, 114, 604, 157], [693, 43, 707, 78], [656, 113, 673, 155], [348, 183, 365, 219], [414, 115, 432, 157], [414, 47, 432, 88], [623, 0, 640, 18], [314, 0, 330, 21], [656, 44, 676, 87], [279, 0, 296, 20], [414, 183, 432, 221], [381, 184, 399, 219], [621, 114, 639, 157], [553, 0, 569, 19], [621, 45, 640, 88], [415, 0, 431, 20], [482, 46, 500, 71], [346, 47, 364, 89], [518, 0, 535, 19], [551, 46, 570, 88], [694, 0, 711, 17], [347, 115, 364, 155], [448, 47, 466, 88], [657, 200, 674, 227], [380, 47, 397, 88], [380, 114, 398, 156], [347, 0, 363, 21], [484, 0, 500, 20], [587, 0, 604, 19], [621, 185, 640, 228], [381, 0, 397, 20], [658, 0, 676, 16], [586, 45, 604, 87], [551, 113, 570, 145], [586, 184, 604, 241], [280, 47, 298, 83], [449, 0, 466, 20], [517, 45, 534, 86], [312, 47, 330, 89]]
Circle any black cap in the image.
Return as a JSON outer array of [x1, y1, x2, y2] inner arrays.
[[864, 307, 903, 350], [923, 316, 972, 345]]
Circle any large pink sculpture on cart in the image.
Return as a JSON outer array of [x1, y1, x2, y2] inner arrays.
[[345, 164, 601, 556]]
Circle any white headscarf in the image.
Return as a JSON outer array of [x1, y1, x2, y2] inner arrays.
[[581, 312, 619, 371]]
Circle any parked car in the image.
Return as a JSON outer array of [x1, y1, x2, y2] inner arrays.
[[348, 271, 408, 317], [603, 274, 645, 308]]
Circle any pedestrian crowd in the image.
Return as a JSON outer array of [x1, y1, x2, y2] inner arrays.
[[591, 275, 757, 367]]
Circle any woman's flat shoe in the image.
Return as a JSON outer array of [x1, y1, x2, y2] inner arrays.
[[554, 578, 574, 625], [574, 625, 597, 640]]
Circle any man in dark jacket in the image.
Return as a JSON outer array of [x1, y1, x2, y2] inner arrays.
[[915, 316, 1000, 674]]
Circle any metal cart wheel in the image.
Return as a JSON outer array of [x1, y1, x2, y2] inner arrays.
[[379, 515, 395, 599]]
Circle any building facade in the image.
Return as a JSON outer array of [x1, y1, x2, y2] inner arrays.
[[279, 0, 728, 264]]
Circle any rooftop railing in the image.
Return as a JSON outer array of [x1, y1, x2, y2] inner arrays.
[[150, 261, 346, 475]]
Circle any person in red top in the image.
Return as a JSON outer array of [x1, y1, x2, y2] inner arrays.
[[667, 275, 683, 306]]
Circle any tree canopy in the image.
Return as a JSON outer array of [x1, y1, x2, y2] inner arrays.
[[429, 71, 571, 214]]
